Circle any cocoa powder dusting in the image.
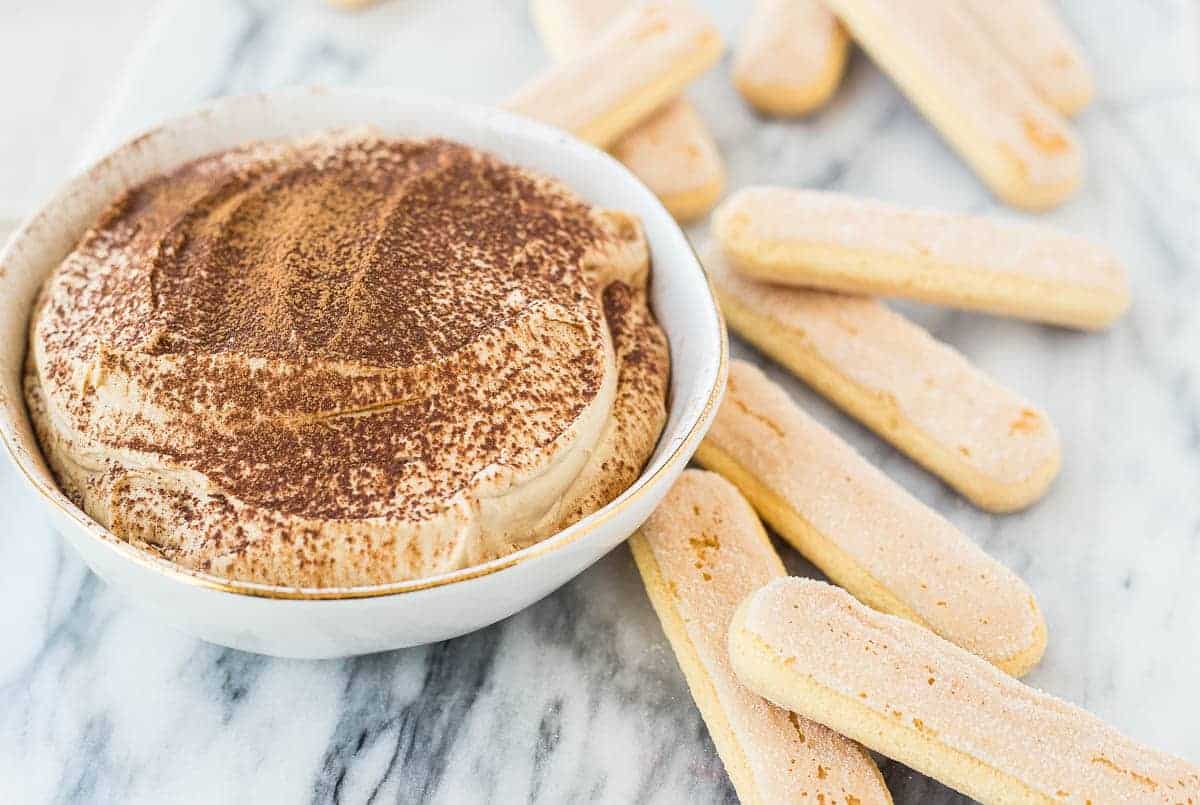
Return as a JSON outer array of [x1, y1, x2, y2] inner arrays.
[[25, 129, 670, 586]]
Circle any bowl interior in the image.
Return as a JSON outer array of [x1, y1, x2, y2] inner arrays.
[[0, 87, 726, 598]]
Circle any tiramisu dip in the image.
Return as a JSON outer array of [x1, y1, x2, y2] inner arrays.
[[25, 130, 670, 587]]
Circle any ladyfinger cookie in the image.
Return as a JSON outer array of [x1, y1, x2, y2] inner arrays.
[[694, 361, 1047, 676], [530, 0, 631, 62], [507, 0, 724, 150], [630, 470, 892, 805], [704, 246, 1060, 513], [733, 0, 849, 117], [530, 0, 724, 221], [610, 101, 725, 222], [961, 0, 1094, 116], [821, 0, 1081, 209], [714, 187, 1130, 330], [730, 578, 1200, 805]]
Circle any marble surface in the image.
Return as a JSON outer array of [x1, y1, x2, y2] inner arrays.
[[0, 0, 161, 222], [2, 0, 1198, 802]]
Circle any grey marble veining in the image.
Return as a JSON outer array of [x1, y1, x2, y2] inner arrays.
[[2, 1, 1198, 802]]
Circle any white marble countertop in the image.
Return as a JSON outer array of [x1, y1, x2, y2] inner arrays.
[[2, 1, 1198, 802]]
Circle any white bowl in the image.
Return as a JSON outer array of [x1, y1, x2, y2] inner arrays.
[[0, 88, 726, 659]]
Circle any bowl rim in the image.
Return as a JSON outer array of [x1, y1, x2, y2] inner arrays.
[[0, 87, 728, 601]]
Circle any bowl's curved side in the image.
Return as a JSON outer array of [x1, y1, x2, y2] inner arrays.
[[0, 87, 726, 653], [58, 445, 690, 658]]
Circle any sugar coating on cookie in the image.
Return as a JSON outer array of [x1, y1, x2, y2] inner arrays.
[[733, 0, 849, 116], [508, 0, 724, 148], [531, 0, 724, 220], [714, 187, 1130, 329], [821, 0, 1081, 209], [730, 578, 1200, 805], [631, 470, 891, 804], [961, 0, 1094, 116], [695, 360, 1046, 675], [704, 245, 1061, 512]]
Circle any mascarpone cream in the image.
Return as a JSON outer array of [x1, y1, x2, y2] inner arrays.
[[25, 129, 670, 587]]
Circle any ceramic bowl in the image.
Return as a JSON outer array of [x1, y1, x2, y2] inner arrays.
[[0, 87, 726, 659]]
